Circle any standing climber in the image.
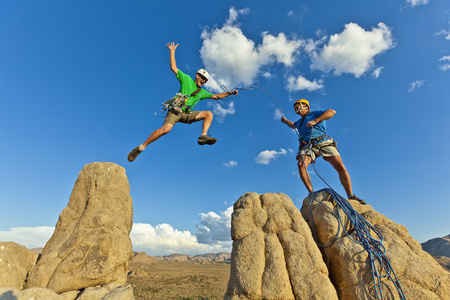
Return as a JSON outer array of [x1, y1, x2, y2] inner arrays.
[[281, 99, 364, 203], [128, 42, 238, 162]]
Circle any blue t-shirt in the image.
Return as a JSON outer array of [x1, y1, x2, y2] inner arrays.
[[294, 110, 328, 141], [176, 70, 213, 111]]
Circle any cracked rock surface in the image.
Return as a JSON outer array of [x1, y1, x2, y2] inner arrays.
[[26, 162, 133, 294], [224, 192, 338, 300]]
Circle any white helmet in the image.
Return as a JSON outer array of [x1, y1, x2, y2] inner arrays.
[[196, 69, 210, 81]]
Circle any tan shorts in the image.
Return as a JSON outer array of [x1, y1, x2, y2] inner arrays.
[[296, 139, 339, 162], [164, 110, 202, 125]]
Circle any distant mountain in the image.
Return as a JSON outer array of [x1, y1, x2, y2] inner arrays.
[[421, 234, 450, 272], [151, 252, 231, 262], [130, 252, 158, 264], [422, 234, 450, 257]]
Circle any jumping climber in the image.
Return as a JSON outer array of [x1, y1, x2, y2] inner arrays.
[[128, 42, 238, 162], [281, 99, 365, 203]]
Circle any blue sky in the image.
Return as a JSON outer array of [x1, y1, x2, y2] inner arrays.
[[1, 0, 449, 256]]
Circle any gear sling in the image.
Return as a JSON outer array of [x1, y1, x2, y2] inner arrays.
[[161, 87, 202, 115]]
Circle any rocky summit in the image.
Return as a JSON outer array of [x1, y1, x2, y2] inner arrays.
[[0, 162, 135, 300], [0, 242, 38, 290], [225, 192, 338, 300], [226, 190, 450, 300]]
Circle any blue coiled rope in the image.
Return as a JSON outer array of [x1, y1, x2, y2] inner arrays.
[[308, 189, 406, 299]]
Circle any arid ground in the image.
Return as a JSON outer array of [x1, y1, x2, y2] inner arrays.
[[128, 260, 231, 300]]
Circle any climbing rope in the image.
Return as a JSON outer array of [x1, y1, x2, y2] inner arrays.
[[308, 188, 406, 299], [303, 126, 406, 299], [239, 86, 300, 138]]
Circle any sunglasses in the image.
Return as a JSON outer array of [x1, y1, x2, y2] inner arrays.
[[198, 74, 208, 82]]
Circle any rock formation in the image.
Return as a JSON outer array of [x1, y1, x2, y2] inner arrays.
[[422, 234, 450, 257], [130, 252, 158, 264], [301, 189, 450, 300], [224, 192, 338, 300], [422, 234, 450, 271], [23, 162, 134, 295], [0, 242, 38, 290], [0, 283, 134, 300]]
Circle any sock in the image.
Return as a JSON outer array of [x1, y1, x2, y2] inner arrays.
[[201, 133, 207, 136], [138, 144, 145, 151]]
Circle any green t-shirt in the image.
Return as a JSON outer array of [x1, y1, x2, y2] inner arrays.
[[176, 70, 213, 111]]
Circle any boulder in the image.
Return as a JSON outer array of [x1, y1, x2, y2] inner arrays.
[[0, 284, 133, 300], [75, 283, 134, 300], [0, 287, 63, 300], [301, 189, 450, 300], [225, 192, 338, 300], [26, 162, 134, 294], [0, 242, 38, 290]]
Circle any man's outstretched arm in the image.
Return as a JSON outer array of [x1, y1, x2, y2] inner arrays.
[[281, 117, 297, 129], [210, 90, 239, 99], [166, 42, 179, 75]]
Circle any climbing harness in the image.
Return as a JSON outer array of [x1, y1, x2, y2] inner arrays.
[[303, 127, 406, 300], [161, 93, 189, 114], [155, 85, 237, 118]]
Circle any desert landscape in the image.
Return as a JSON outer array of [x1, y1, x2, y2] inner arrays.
[[1, 163, 449, 300], [128, 253, 231, 300], [127, 237, 450, 300]]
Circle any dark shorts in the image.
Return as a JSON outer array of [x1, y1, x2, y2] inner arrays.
[[296, 138, 339, 163], [163, 110, 202, 125]]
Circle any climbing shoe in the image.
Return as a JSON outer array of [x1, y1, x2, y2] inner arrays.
[[198, 135, 217, 145], [128, 146, 142, 162], [348, 194, 366, 205]]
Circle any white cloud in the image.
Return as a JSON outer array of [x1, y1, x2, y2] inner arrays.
[[439, 56, 450, 71], [408, 80, 425, 92], [196, 206, 233, 244], [436, 29, 450, 40], [273, 108, 283, 121], [200, 9, 396, 94], [372, 66, 384, 78], [262, 72, 272, 78], [2, 220, 233, 256], [206, 101, 235, 123], [310, 22, 394, 78], [287, 75, 324, 92], [131, 223, 231, 256], [259, 32, 302, 67], [0, 226, 54, 249], [255, 148, 288, 165], [223, 160, 238, 168], [304, 36, 327, 53], [200, 7, 302, 92], [406, 0, 429, 7], [225, 7, 249, 26]]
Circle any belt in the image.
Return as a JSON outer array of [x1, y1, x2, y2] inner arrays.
[[300, 135, 328, 144]]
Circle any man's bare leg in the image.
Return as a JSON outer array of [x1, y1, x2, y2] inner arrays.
[[195, 111, 217, 145], [128, 123, 174, 162], [297, 155, 314, 193], [324, 155, 352, 197], [142, 123, 174, 147]]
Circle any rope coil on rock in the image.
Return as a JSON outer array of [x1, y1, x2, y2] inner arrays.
[[308, 188, 406, 299], [303, 124, 406, 299]]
